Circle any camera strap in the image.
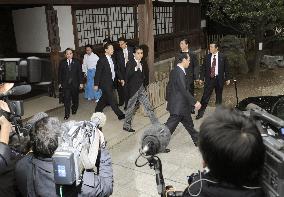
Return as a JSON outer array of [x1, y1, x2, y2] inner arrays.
[[0, 109, 11, 121]]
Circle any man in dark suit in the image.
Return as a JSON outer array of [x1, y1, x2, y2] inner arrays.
[[116, 37, 134, 109], [94, 43, 125, 120], [123, 46, 158, 132], [58, 48, 83, 120], [176, 38, 200, 96], [196, 42, 230, 119], [165, 53, 201, 146]]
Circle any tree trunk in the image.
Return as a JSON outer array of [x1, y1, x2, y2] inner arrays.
[[252, 23, 265, 77]]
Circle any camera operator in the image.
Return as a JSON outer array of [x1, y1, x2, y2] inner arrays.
[[15, 115, 113, 197], [182, 107, 265, 197], [0, 100, 23, 197], [0, 100, 12, 171]]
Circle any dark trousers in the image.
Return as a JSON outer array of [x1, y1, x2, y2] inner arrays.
[[117, 83, 128, 107], [95, 87, 124, 117], [165, 114, 198, 145], [199, 77, 223, 114], [188, 81, 194, 96], [63, 86, 79, 116]]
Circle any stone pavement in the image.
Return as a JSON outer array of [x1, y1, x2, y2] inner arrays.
[[23, 93, 215, 197]]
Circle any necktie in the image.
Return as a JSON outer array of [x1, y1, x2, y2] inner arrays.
[[210, 55, 216, 78], [137, 62, 142, 72]]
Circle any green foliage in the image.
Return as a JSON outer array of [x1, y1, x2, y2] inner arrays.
[[207, 0, 284, 41]]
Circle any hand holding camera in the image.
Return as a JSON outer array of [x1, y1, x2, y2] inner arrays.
[[0, 100, 12, 145]]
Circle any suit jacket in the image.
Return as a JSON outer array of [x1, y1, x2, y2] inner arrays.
[[94, 55, 122, 90], [200, 52, 230, 87], [115, 46, 134, 79], [125, 59, 146, 98], [174, 51, 200, 84], [58, 58, 83, 88], [166, 66, 196, 116]]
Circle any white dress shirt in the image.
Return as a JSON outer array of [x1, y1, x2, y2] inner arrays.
[[177, 64, 186, 75], [134, 58, 142, 71], [210, 52, 219, 76], [67, 59, 72, 65], [106, 55, 115, 81], [82, 52, 99, 73], [123, 48, 129, 66]]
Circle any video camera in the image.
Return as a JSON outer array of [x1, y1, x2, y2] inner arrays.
[[137, 106, 284, 197], [0, 56, 52, 137], [52, 113, 106, 196], [243, 108, 284, 197], [0, 57, 52, 83]]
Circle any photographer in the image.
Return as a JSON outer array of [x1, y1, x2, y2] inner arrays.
[[0, 100, 12, 171], [183, 107, 265, 197], [15, 114, 113, 197]]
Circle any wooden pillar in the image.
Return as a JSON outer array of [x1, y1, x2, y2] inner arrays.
[[138, 0, 155, 83], [45, 5, 61, 88]]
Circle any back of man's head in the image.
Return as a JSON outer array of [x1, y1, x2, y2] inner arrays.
[[199, 107, 265, 186], [30, 117, 61, 158]]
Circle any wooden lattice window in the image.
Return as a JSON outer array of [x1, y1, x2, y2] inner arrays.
[[153, 6, 173, 35], [75, 7, 136, 47]]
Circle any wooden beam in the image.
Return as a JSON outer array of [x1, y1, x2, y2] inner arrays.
[[0, 0, 145, 5], [45, 6, 61, 87], [138, 0, 155, 83]]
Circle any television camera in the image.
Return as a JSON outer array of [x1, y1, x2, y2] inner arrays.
[[0, 57, 52, 153], [136, 100, 284, 197], [52, 112, 106, 196], [0, 57, 52, 83]]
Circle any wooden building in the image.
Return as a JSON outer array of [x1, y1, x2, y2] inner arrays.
[[0, 0, 201, 82]]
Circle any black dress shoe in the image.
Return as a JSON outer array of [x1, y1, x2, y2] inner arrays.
[[196, 113, 204, 120], [123, 127, 135, 132], [118, 114, 125, 120], [191, 109, 195, 114], [72, 110, 77, 115], [64, 115, 69, 120]]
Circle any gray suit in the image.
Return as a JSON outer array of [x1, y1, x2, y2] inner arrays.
[[165, 66, 198, 145]]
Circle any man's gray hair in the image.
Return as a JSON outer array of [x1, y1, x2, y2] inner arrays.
[[31, 117, 61, 158]]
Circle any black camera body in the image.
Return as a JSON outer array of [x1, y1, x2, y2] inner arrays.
[[244, 108, 284, 197], [0, 57, 52, 83], [262, 136, 284, 197]]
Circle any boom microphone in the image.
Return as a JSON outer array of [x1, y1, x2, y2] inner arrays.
[[141, 123, 171, 156], [90, 112, 106, 128], [0, 85, 31, 98]]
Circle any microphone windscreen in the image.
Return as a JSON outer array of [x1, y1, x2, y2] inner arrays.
[[141, 123, 171, 154], [90, 112, 106, 127], [12, 85, 32, 96]]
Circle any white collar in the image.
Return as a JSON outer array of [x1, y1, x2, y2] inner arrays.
[[134, 57, 141, 65], [87, 52, 94, 56], [212, 51, 218, 57], [177, 64, 186, 75]]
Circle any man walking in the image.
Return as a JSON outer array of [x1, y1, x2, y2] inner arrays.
[[177, 39, 199, 97], [82, 44, 101, 101], [165, 53, 201, 146], [196, 41, 230, 119], [94, 43, 125, 120], [123, 46, 158, 132], [58, 48, 83, 120], [116, 37, 134, 109]]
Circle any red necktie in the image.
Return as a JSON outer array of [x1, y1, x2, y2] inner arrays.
[[210, 55, 216, 78]]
